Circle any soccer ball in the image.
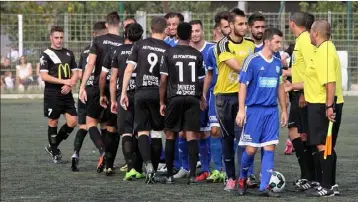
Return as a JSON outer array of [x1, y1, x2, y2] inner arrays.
[[269, 171, 286, 192]]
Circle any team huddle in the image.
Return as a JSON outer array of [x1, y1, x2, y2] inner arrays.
[[39, 8, 343, 198]]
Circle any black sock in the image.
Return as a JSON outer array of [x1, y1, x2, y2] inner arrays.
[[332, 149, 337, 185], [104, 132, 118, 168], [319, 150, 334, 189], [133, 136, 143, 173], [188, 139, 199, 178], [312, 148, 322, 183], [100, 128, 107, 143], [88, 127, 105, 154], [151, 138, 162, 171], [165, 139, 175, 177], [138, 135, 151, 163], [292, 138, 309, 179], [48, 126, 58, 155], [222, 136, 235, 179], [304, 143, 315, 181], [57, 124, 74, 147], [122, 136, 134, 171], [112, 133, 120, 163], [74, 129, 87, 155]]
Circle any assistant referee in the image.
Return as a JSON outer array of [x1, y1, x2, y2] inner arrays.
[[305, 20, 344, 197]]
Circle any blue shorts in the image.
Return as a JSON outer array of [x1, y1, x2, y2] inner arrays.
[[208, 90, 220, 128], [239, 106, 279, 147]]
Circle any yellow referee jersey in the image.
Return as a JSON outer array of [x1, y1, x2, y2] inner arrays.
[[304, 41, 344, 104], [292, 31, 315, 85], [214, 37, 255, 94]]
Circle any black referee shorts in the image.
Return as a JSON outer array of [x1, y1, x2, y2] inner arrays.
[[288, 91, 308, 133], [307, 103, 343, 147], [134, 87, 164, 132], [118, 91, 135, 135], [164, 96, 201, 132], [44, 91, 77, 120]]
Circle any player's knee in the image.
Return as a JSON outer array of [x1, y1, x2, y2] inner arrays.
[[300, 133, 307, 141], [288, 127, 300, 140], [263, 145, 276, 152], [48, 119, 58, 127], [179, 131, 186, 138], [107, 126, 116, 133], [67, 119, 77, 128], [211, 127, 221, 138], [151, 130, 164, 138], [79, 124, 87, 130], [185, 131, 196, 141], [86, 116, 98, 127]]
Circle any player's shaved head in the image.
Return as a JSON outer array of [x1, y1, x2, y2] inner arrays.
[[311, 20, 331, 39], [93, 21, 107, 36], [151, 17, 167, 34], [290, 12, 306, 27]]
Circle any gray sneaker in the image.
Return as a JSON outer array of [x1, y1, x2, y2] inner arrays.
[[173, 168, 190, 179], [52, 154, 63, 164], [331, 184, 340, 196]]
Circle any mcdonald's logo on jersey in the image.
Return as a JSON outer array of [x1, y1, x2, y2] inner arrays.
[[58, 63, 71, 79]]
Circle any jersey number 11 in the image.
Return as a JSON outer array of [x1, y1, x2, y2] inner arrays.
[[176, 61, 195, 82]]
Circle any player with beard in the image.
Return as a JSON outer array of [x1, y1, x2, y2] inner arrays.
[[71, 21, 107, 171], [121, 17, 170, 184], [202, 11, 231, 183], [41, 26, 78, 164], [159, 22, 206, 184], [79, 11, 123, 174]]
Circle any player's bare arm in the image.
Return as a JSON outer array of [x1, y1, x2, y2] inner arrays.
[[236, 83, 247, 127], [159, 74, 167, 116], [110, 67, 119, 114], [61, 69, 78, 95], [120, 63, 135, 110], [278, 83, 288, 127], [224, 58, 242, 73], [202, 70, 213, 102], [325, 82, 336, 122], [79, 53, 96, 103], [99, 70, 108, 108], [40, 71, 73, 86]]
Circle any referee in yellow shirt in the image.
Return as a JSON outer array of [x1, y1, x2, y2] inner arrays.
[[213, 8, 255, 191], [305, 20, 343, 197]]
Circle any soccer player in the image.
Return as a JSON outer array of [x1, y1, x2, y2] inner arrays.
[[41, 26, 78, 164], [71, 21, 107, 171], [109, 23, 144, 180], [79, 11, 123, 174], [212, 23, 224, 43], [121, 16, 170, 184], [202, 11, 231, 183], [285, 11, 317, 190], [214, 8, 255, 191], [304, 20, 343, 197], [236, 28, 287, 197], [164, 12, 184, 47], [159, 22, 206, 184]]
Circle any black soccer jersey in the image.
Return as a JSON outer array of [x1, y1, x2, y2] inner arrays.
[[39, 47, 77, 91], [102, 48, 117, 92], [111, 44, 136, 94], [88, 33, 123, 87], [127, 37, 170, 89], [78, 45, 90, 71], [160, 45, 205, 99]]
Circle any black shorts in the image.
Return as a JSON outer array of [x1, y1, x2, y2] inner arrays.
[[77, 97, 86, 125], [101, 91, 117, 127], [118, 91, 135, 135], [164, 96, 201, 132], [307, 103, 343, 146], [86, 86, 104, 120], [288, 91, 308, 133], [215, 93, 238, 138], [44, 91, 77, 120], [134, 88, 164, 131]]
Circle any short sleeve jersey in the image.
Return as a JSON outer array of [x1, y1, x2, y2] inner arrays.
[[111, 44, 136, 94], [240, 52, 282, 106], [127, 37, 171, 89], [78, 45, 90, 72], [205, 46, 218, 92], [160, 45, 205, 98], [88, 33, 123, 87], [39, 47, 77, 92], [214, 37, 255, 94], [304, 41, 344, 104]]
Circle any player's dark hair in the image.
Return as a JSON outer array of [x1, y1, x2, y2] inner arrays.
[[248, 12, 265, 26], [214, 11, 230, 24], [263, 27, 283, 41], [189, 20, 203, 28], [228, 8, 246, 23], [93, 21, 106, 32], [50, 26, 64, 34], [164, 12, 184, 22], [123, 16, 137, 23], [177, 22, 192, 41], [305, 12, 315, 31], [126, 23, 143, 42], [106, 11, 120, 26], [290, 12, 306, 27], [151, 17, 167, 34], [213, 22, 220, 30]]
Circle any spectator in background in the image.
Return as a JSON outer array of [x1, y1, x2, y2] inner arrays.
[[16, 56, 33, 91], [1, 57, 13, 91], [7, 45, 20, 62]]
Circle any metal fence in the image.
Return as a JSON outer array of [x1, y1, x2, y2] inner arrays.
[[1, 12, 357, 93]]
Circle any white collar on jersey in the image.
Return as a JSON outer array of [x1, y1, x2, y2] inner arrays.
[[259, 51, 274, 63]]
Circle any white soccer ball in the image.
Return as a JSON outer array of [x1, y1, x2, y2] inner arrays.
[[269, 171, 286, 192]]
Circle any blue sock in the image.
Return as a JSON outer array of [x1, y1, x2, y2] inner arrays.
[[178, 137, 189, 170], [174, 137, 181, 169], [211, 137, 222, 171], [207, 136, 211, 166], [236, 145, 244, 176], [240, 150, 255, 179], [260, 150, 274, 191], [199, 138, 210, 172]]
